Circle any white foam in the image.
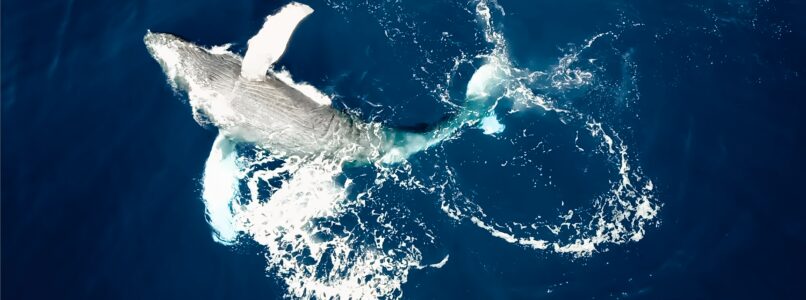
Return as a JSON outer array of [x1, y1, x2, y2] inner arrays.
[[188, 1, 662, 298], [424, 0, 662, 257], [430, 255, 450, 268], [199, 145, 438, 298], [271, 68, 332, 105], [479, 114, 505, 135], [207, 43, 233, 55]]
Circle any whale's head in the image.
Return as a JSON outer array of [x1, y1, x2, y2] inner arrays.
[[144, 32, 196, 90], [144, 31, 243, 127], [144, 31, 240, 93]]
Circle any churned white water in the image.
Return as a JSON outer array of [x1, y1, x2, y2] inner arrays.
[[190, 0, 661, 298]]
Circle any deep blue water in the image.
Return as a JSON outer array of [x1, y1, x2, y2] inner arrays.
[[3, 0, 806, 299]]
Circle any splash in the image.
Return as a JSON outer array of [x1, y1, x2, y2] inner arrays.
[[194, 0, 661, 298], [427, 0, 660, 257]]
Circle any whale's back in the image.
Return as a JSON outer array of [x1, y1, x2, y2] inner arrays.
[[223, 74, 373, 157]]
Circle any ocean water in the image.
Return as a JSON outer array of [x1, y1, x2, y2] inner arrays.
[[2, 0, 805, 299]]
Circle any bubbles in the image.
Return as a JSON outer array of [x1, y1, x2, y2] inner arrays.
[[422, 0, 661, 257], [195, 0, 662, 298], [202, 140, 440, 299]]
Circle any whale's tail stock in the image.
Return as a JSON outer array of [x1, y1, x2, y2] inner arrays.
[[378, 63, 504, 163]]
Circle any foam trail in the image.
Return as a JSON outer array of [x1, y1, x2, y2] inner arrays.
[[186, 0, 662, 298], [418, 0, 662, 257], [201, 134, 242, 245], [225, 153, 431, 299]]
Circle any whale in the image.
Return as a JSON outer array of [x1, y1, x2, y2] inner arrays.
[[145, 2, 493, 164]]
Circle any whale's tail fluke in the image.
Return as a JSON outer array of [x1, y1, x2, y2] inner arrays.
[[379, 63, 504, 163]]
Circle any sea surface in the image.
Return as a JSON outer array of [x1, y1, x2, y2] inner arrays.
[[3, 0, 805, 299]]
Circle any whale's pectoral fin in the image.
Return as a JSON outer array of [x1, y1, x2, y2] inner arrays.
[[241, 2, 314, 81]]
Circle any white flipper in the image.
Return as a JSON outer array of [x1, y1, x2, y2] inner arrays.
[[241, 2, 313, 80]]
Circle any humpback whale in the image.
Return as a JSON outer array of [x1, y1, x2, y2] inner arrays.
[[145, 2, 492, 164]]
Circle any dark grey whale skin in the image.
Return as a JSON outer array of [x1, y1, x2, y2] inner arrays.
[[144, 32, 407, 161]]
